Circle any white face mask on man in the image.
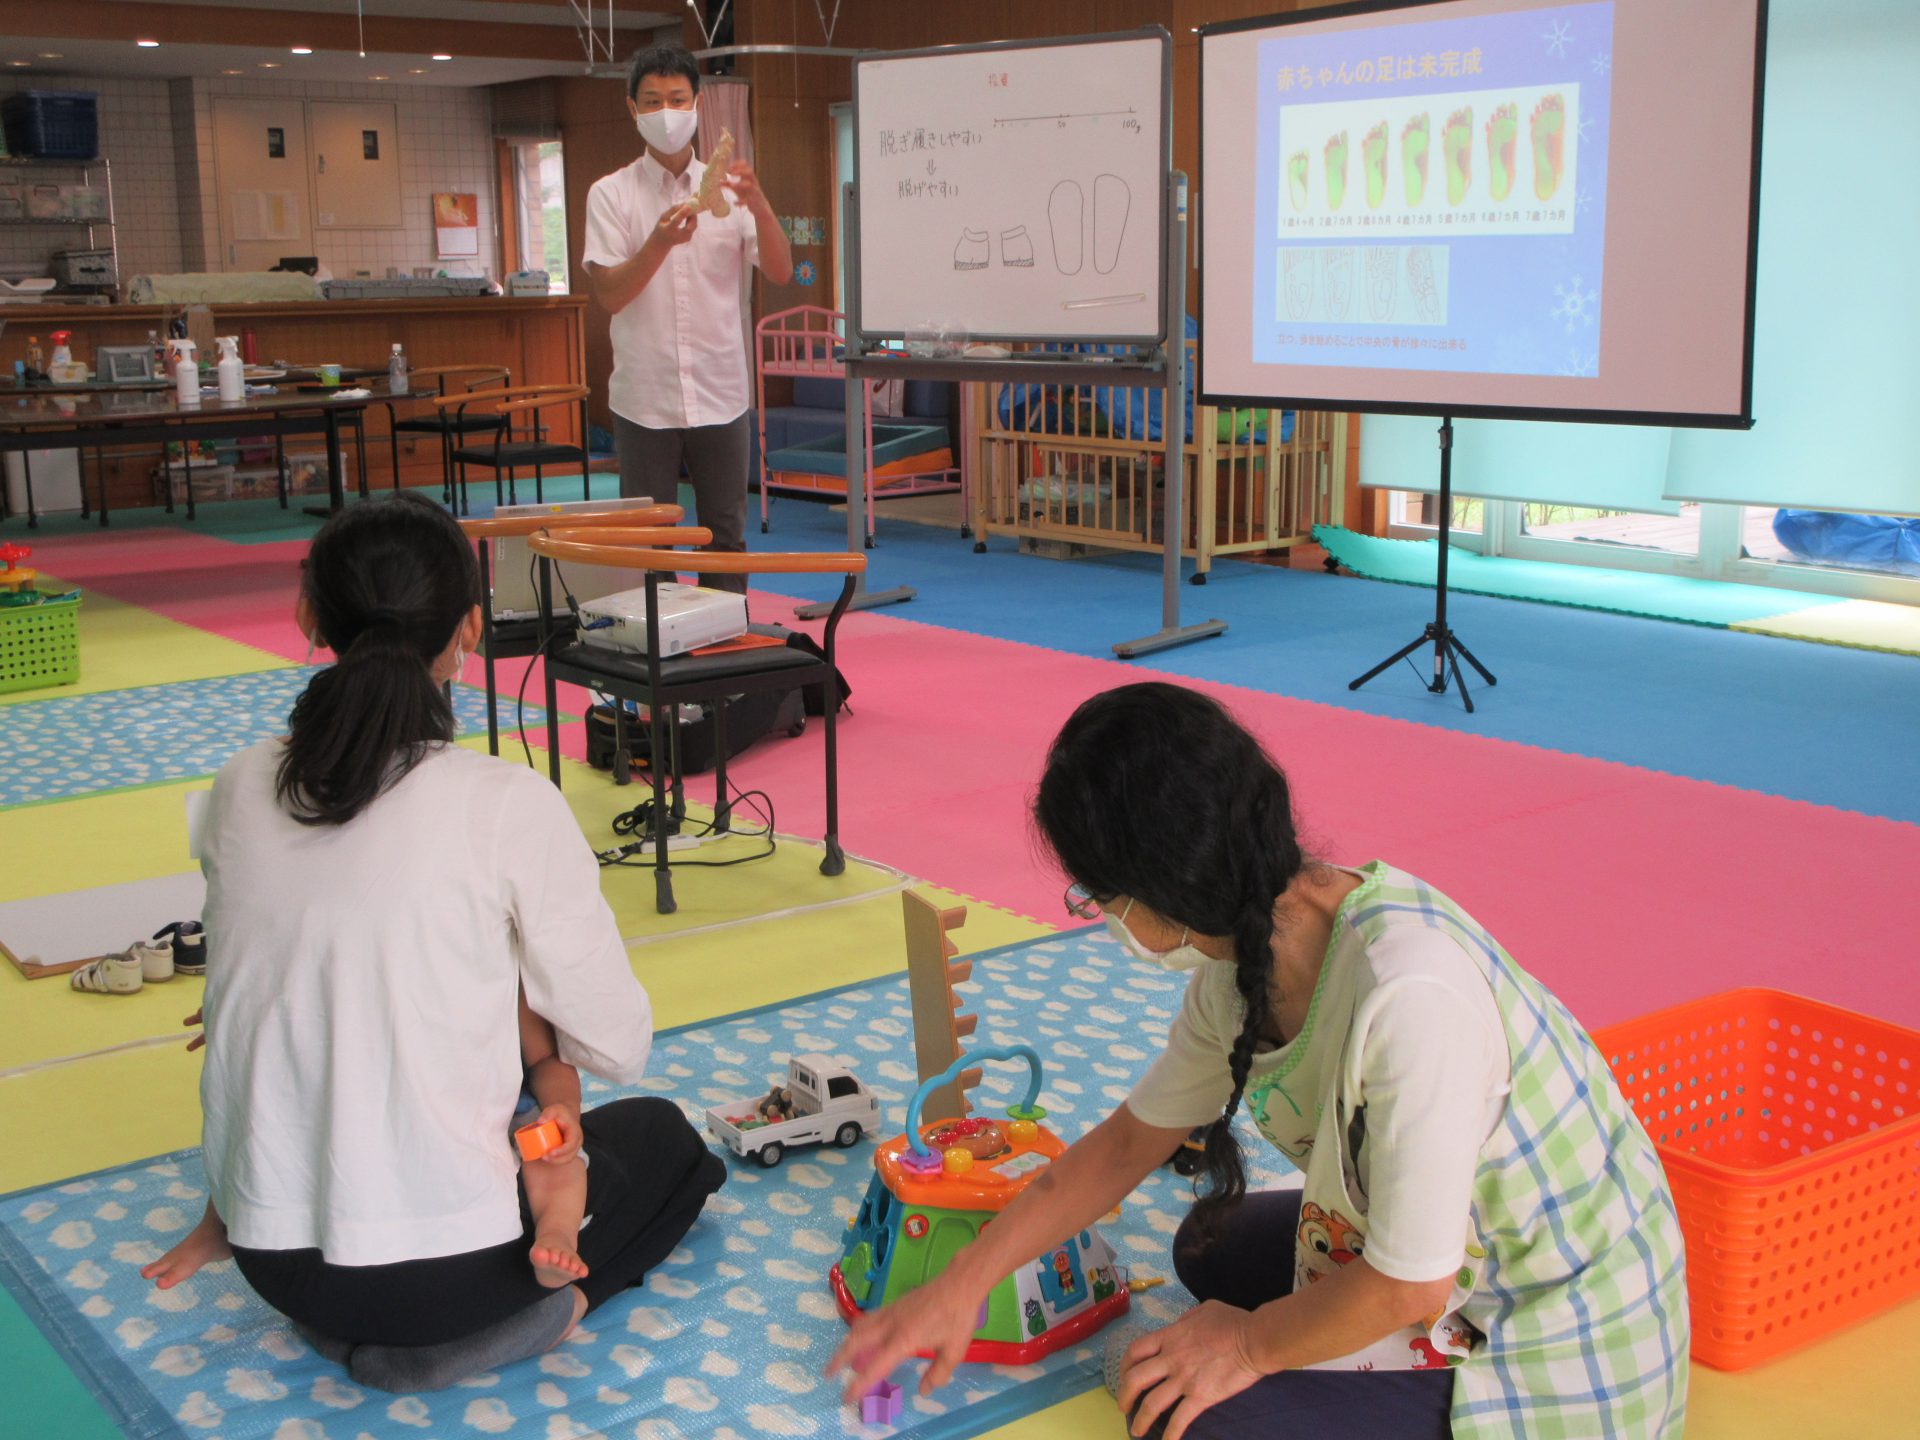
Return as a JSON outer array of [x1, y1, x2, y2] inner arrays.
[[635, 105, 699, 155], [1104, 898, 1217, 972]]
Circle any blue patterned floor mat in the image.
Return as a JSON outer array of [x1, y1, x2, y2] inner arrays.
[[0, 930, 1296, 1440], [0, 668, 549, 807]]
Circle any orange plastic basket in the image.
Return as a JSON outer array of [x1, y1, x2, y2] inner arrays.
[[1594, 988, 1920, 1370]]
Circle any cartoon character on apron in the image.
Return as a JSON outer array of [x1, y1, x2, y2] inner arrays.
[[1245, 1006, 1486, 1372]]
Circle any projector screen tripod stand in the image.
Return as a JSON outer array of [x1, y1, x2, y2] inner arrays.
[[1348, 415, 1497, 714]]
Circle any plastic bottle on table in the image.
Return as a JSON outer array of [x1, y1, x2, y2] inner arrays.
[[388, 342, 409, 396], [171, 339, 200, 405], [215, 336, 245, 402]]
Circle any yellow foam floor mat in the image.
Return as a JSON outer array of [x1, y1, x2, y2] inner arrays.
[[0, 573, 289, 706], [1733, 597, 1920, 657]]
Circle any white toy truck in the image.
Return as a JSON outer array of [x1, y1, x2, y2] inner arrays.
[[705, 1054, 879, 1168]]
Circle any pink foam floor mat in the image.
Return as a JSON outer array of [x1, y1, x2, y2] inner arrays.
[[35, 527, 1920, 1034]]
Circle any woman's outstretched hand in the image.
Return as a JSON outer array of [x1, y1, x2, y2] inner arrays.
[[1117, 1299, 1266, 1440], [825, 1269, 984, 1406], [182, 1008, 205, 1052]]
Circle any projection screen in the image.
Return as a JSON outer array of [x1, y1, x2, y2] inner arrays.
[[1198, 0, 1766, 428]]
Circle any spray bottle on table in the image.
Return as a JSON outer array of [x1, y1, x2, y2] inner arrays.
[[169, 338, 200, 405], [215, 336, 245, 402]]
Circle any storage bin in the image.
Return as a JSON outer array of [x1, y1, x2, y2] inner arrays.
[[1594, 988, 1920, 1370], [0, 593, 80, 695], [0, 91, 99, 161]]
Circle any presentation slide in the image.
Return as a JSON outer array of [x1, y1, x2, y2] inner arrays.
[[1201, 0, 1763, 425]]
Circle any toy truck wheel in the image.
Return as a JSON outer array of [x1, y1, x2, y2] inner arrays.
[[755, 1141, 785, 1168], [835, 1122, 863, 1148]]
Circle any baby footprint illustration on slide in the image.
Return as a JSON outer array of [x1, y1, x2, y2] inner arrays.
[[1365, 246, 1397, 321], [1325, 131, 1349, 211], [954, 228, 990, 271], [1531, 94, 1566, 200], [1444, 107, 1473, 206], [1407, 247, 1440, 323], [1323, 248, 1354, 320], [1093, 175, 1130, 275], [1487, 103, 1518, 203], [1362, 123, 1389, 210], [1287, 150, 1310, 212], [1283, 248, 1314, 320], [1402, 114, 1430, 207], [1049, 181, 1085, 275], [1001, 226, 1035, 267]]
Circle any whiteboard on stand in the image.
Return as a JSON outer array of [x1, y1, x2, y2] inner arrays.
[[853, 30, 1171, 345]]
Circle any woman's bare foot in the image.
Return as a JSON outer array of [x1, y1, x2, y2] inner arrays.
[[530, 1234, 590, 1289], [141, 1204, 231, 1289]]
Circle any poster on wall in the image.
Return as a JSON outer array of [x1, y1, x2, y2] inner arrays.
[[433, 192, 479, 258]]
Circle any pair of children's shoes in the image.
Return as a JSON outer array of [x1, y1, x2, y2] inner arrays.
[[69, 921, 206, 995]]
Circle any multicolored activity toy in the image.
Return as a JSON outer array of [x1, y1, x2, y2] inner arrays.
[[832, 1045, 1130, 1363]]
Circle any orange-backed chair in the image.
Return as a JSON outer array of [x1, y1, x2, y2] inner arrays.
[[459, 505, 684, 766], [527, 527, 867, 915], [438, 384, 594, 512], [384, 364, 511, 512]]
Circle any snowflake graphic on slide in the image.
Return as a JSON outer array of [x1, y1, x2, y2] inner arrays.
[[1543, 20, 1574, 58], [1576, 187, 1593, 215], [1551, 275, 1598, 334], [1577, 114, 1595, 143], [1591, 52, 1612, 76], [1555, 349, 1598, 378]]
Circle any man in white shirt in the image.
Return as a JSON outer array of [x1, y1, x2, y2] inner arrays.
[[582, 44, 793, 594]]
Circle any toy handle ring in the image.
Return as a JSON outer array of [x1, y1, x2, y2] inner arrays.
[[904, 1044, 1045, 1160]]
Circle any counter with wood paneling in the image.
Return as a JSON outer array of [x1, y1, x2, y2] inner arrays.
[[0, 297, 587, 511]]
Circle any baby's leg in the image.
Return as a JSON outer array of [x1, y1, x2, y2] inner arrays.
[[523, 1157, 590, 1288], [141, 1199, 233, 1289]]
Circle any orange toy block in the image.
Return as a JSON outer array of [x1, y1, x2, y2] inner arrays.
[[515, 1119, 564, 1162]]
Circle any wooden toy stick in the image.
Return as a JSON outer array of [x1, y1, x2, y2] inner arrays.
[[693, 129, 736, 217], [903, 891, 978, 1121]]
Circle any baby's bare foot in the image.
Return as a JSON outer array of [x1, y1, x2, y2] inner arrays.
[[531, 1237, 590, 1289], [140, 1211, 232, 1289]]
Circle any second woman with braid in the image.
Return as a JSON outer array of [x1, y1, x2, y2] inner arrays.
[[829, 682, 1689, 1440]]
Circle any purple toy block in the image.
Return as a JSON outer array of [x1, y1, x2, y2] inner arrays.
[[861, 1379, 904, 1425]]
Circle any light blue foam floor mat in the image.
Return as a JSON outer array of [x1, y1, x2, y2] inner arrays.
[[0, 668, 548, 807], [0, 930, 1282, 1440]]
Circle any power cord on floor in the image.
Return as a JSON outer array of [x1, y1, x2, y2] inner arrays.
[[599, 767, 777, 870]]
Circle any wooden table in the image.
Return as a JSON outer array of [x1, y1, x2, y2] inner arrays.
[[0, 380, 393, 527]]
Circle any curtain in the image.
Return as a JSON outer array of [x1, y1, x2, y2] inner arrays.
[[1361, 414, 1679, 514]]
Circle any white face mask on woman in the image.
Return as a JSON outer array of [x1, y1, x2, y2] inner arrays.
[[635, 105, 698, 155], [1104, 899, 1217, 972]]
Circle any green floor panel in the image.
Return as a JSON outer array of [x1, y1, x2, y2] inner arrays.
[[0, 1282, 120, 1440], [1315, 525, 1847, 629]]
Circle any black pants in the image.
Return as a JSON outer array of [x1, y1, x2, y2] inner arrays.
[[1152, 1189, 1454, 1440], [614, 412, 752, 596], [231, 1098, 726, 1348]]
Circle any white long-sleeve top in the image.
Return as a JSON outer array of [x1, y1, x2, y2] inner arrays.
[[198, 741, 652, 1267]]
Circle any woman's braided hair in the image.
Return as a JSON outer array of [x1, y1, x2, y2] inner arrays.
[[1033, 682, 1304, 1243]]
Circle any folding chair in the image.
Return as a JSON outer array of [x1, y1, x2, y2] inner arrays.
[[383, 365, 511, 512], [440, 384, 595, 511], [527, 526, 866, 915], [458, 503, 684, 762]]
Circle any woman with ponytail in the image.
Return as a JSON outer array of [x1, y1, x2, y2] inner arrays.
[[146, 494, 724, 1391], [832, 683, 1687, 1440]]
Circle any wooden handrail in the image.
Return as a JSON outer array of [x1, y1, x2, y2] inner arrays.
[[532, 528, 867, 575], [459, 503, 682, 540], [431, 383, 586, 416]]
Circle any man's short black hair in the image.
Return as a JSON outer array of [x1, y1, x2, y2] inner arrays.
[[627, 43, 701, 101]]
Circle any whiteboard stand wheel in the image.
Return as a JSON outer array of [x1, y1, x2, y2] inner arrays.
[[761, 522, 769, 534], [1189, 572, 1208, 586], [973, 541, 987, 555]]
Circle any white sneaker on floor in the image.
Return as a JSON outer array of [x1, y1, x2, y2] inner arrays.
[[138, 937, 175, 983], [70, 944, 150, 995]]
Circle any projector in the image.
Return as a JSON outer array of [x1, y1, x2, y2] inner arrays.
[[575, 584, 749, 657]]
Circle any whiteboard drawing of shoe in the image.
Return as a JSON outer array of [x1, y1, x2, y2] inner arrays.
[[1049, 181, 1085, 275], [954, 228, 990, 271], [1001, 226, 1035, 268], [1092, 175, 1130, 275]]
